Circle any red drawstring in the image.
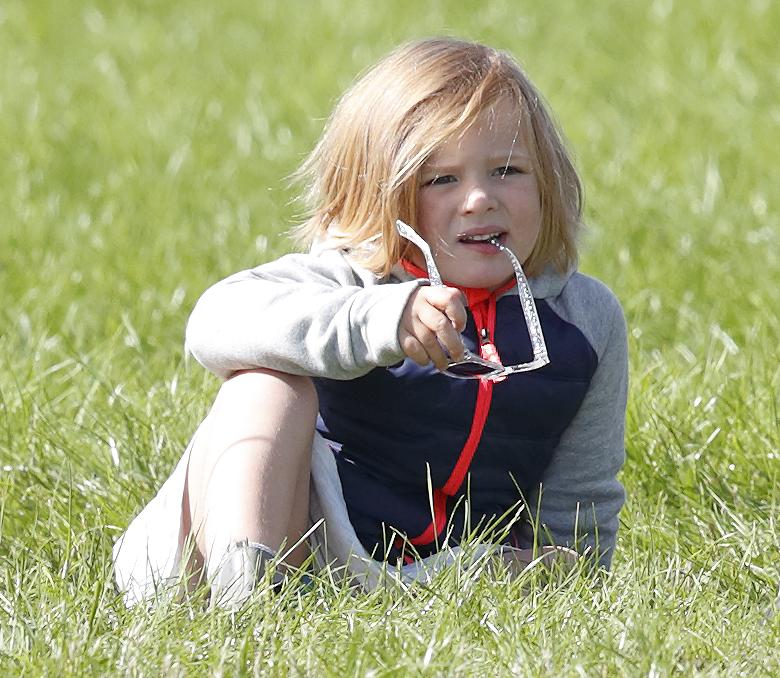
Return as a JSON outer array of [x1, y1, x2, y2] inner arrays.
[[400, 259, 513, 548]]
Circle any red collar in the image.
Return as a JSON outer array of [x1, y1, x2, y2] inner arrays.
[[400, 258, 516, 307]]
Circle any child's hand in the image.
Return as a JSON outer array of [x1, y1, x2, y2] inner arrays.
[[399, 287, 468, 370]]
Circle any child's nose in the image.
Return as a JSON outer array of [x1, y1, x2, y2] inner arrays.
[[461, 183, 495, 214]]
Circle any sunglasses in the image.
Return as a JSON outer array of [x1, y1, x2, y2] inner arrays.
[[395, 219, 550, 380]]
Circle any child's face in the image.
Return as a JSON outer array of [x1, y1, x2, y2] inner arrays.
[[415, 99, 542, 290]]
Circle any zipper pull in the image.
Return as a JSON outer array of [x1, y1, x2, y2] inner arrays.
[[479, 328, 503, 366]]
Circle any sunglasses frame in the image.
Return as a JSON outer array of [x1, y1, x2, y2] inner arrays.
[[395, 219, 550, 380]]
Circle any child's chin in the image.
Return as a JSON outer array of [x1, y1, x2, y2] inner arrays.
[[452, 264, 515, 290], [450, 272, 513, 290]]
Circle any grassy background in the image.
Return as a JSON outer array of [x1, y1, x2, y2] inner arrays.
[[1, 0, 778, 674]]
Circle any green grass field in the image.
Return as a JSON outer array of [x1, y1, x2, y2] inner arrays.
[[2, 0, 779, 674]]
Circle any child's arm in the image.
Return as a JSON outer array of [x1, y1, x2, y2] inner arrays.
[[186, 249, 467, 381], [526, 277, 629, 568], [185, 249, 424, 380]]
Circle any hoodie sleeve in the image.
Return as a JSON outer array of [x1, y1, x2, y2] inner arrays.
[[185, 249, 423, 380], [525, 275, 628, 568]]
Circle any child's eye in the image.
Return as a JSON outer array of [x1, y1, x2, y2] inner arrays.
[[493, 165, 524, 178], [424, 174, 457, 187]]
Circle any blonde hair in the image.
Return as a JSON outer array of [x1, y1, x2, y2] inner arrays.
[[293, 37, 582, 278]]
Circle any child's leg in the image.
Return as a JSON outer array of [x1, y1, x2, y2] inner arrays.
[[184, 368, 317, 577]]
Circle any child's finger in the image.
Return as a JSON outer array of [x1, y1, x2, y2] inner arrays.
[[414, 301, 465, 364], [418, 286, 467, 330], [399, 287, 467, 368], [410, 316, 454, 369], [436, 288, 468, 333], [417, 288, 467, 360], [399, 325, 451, 368], [398, 332, 431, 366]]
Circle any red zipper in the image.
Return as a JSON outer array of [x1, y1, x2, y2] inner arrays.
[[410, 290, 502, 546]]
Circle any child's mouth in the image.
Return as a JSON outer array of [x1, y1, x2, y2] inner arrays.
[[457, 231, 506, 248]]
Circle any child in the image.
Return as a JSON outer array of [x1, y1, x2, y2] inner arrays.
[[114, 37, 628, 608]]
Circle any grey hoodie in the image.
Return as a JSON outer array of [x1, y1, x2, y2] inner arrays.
[[185, 247, 628, 566]]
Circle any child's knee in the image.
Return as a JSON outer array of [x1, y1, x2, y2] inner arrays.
[[213, 368, 318, 420]]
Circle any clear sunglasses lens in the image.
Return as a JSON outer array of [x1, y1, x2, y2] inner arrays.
[[443, 361, 498, 378]]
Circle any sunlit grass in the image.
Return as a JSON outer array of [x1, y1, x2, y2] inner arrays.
[[2, 0, 779, 674]]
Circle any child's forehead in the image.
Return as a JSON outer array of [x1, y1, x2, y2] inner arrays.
[[457, 99, 524, 139], [476, 98, 524, 126], [424, 100, 530, 161]]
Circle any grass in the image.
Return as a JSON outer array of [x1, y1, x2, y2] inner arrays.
[[1, 0, 779, 674]]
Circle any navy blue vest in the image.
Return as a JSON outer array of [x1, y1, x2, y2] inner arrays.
[[314, 295, 598, 561]]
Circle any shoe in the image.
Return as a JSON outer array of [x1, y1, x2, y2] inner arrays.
[[207, 540, 283, 610]]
